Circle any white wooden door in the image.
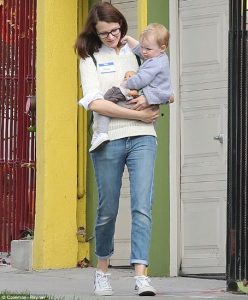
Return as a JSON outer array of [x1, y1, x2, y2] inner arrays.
[[179, 0, 229, 274], [103, 0, 138, 266], [110, 0, 138, 38]]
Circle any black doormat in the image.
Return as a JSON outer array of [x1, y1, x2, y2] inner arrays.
[[180, 273, 226, 280]]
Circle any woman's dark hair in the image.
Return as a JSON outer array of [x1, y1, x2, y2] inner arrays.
[[74, 2, 128, 59]]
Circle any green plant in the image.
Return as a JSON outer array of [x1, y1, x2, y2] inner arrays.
[[0, 292, 67, 300]]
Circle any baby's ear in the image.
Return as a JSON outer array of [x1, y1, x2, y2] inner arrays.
[[160, 44, 167, 52]]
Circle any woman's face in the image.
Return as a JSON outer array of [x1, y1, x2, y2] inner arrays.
[[96, 21, 121, 49]]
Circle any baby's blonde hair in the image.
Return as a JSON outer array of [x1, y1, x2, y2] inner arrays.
[[141, 23, 170, 48]]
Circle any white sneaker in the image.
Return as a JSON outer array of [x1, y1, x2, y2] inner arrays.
[[94, 270, 113, 296], [89, 133, 110, 152], [134, 275, 156, 296]]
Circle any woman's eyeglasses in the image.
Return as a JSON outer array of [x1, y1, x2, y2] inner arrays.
[[97, 28, 121, 39]]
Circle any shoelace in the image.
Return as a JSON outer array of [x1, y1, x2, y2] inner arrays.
[[135, 276, 151, 288], [96, 272, 112, 290]]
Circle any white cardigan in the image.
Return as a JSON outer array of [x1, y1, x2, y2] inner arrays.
[[79, 44, 156, 141]]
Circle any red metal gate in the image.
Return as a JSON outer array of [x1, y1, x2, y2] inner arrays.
[[0, 0, 36, 252]]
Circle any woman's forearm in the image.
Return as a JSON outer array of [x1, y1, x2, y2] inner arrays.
[[90, 99, 140, 119], [89, 99, 159, 123]]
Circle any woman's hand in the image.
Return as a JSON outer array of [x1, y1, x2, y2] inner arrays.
[[138, 105, 160, 123], [128, 95, 149, 111]]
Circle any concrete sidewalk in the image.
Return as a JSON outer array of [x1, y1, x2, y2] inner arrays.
[[0, 264, 248, 300]]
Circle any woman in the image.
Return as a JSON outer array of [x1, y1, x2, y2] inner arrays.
[[75, 2, 159, 297]]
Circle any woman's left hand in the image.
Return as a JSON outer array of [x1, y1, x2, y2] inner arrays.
[[127, 95, 149, 111]]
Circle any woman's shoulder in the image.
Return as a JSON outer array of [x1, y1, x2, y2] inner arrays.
[[79, 56, 96, 68], [119, 43, 133, 54]]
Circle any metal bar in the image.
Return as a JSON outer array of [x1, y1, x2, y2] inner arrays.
[[242, 0, 248, 279], [0, 0, 4, 251], [229, 4, 236, 271], [227, 0, 239, 283], [5, 0, 11, 252], [13, 0, 19, 242], [0, 0, 36, 252], [227, 0, 248, 287]]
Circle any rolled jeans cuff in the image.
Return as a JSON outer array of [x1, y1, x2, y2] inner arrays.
[[96, 251, 114, 260], [130, 259, 148, 267]]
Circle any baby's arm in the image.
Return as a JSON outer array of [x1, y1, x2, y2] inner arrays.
[[127, 61, 158, 90], [122, 35, 139, 49]]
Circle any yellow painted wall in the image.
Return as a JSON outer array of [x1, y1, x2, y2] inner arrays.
[[77, 0, 90, 263], [33, 0, 78, 269], [138, 0, 147, 33]]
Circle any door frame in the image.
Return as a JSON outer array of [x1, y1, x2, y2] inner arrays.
[[169, 0, 181, 277]]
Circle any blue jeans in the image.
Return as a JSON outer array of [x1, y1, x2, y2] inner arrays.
[[91, 135, 157, 266]]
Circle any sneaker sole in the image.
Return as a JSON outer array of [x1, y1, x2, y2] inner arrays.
[[94, 290, 113, 296], [138, 290, 156, 296]]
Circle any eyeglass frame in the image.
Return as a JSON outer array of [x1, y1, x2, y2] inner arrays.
[[97, 27, 121, 39]]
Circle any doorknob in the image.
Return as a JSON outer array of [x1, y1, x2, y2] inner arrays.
[[213, 133, 224, 144]]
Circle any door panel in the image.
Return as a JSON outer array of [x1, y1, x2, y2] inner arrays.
[[180, 0, 228, 274], [110, 0, 138, 38], [180, 1, 228, 92]]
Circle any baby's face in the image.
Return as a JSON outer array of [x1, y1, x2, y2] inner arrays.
[[124, 71, 136, 80], [140, 36, 165, 59]]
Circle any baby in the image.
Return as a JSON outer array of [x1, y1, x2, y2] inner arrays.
[[122, 23, 174, 106]]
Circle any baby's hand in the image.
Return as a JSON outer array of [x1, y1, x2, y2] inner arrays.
[[169, 94, 175, 104], [128, 90, 139, 97], [121, 35, 139, 49], [121, 35, 129, 45]]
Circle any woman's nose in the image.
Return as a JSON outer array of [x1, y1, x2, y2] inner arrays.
[[107, 33, 116, 40]]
